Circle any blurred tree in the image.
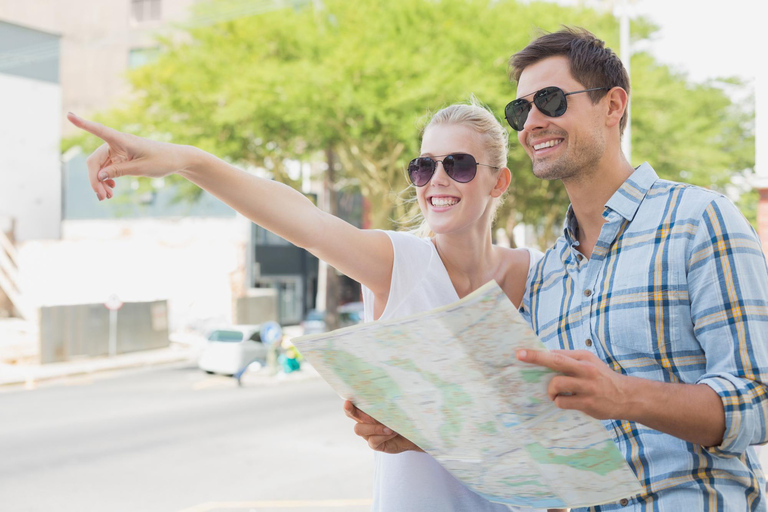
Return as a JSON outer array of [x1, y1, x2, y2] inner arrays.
[[64, 0, 755, 248]]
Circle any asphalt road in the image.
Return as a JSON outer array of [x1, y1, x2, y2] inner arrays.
[[0, 364, 374, 512]]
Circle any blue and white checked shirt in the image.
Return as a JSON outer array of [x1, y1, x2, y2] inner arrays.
[[521, 163, 768, 511]]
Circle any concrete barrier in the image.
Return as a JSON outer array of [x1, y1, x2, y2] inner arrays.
[[39, 300, 169, 364], [235, 288, 278, 325]]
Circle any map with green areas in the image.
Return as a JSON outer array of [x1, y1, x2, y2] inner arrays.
[[525, 441, 628, 476], [293, 281, 642, 509]]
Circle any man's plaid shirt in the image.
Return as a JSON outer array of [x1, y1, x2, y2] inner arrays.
[[521, 163, 768, 511]]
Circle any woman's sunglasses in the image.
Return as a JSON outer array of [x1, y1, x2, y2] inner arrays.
[[407, 153, 499, 187], [504, 86, 608, 131]]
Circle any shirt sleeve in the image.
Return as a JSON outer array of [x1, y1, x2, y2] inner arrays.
[[687, 195, 768, 457]]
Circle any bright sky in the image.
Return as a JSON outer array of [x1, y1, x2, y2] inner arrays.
[[630, 0, 760, 83], [550, 0, 765, 175], [551, 0, 761, 83]]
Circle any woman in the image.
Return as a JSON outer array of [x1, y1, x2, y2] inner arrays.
[[68, 101, 550, 511]]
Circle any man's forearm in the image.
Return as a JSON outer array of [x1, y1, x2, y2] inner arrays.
[[518, 349, 729, 447], [621, 376, 725, 447]]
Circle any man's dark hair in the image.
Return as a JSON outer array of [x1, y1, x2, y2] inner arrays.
[[509, 27, 630, 134]]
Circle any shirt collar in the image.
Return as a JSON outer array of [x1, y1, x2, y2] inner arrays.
[[562, 162, 659, 245], [604, 162, 659, 222]]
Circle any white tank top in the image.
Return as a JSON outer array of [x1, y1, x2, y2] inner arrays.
[[361, 231, 544, 512]]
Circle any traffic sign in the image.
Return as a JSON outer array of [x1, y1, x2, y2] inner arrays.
[[260, 321, 282, 345], [105, 294, 123, 311]]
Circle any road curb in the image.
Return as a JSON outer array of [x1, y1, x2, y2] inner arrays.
[[0, 348, 199, 388]]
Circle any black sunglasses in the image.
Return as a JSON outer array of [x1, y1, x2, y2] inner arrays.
[[407, 153, 498, 187], [504, 86, 608, 131]]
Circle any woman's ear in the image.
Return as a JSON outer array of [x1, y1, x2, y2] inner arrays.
[[491, 167, 512, 198]]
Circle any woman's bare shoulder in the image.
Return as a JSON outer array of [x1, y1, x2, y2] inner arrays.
[[495, 246, 533, 271], [492, 246, 535, 307]]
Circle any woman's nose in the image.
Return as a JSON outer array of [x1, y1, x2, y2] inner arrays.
[[429, 161, 451, 185]]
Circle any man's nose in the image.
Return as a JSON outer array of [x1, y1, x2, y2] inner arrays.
[[523, 103, 550, 131]]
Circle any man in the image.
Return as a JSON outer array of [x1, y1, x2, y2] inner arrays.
[[348, 28, 768, 511], [510, 27, 768, 511]]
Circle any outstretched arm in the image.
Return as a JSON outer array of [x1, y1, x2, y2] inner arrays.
[[68, 113, 393, 296]]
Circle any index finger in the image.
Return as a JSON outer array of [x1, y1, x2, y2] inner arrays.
[[67, 112, 122, 145], [517, 349, 585, 376], [551, 349, 597, 362]]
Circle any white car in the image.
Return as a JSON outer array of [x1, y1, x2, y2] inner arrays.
[[198, 325, 269, 376]]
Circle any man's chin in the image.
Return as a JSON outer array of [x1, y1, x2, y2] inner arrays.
[[531, 153, 582, 181], [531, 164, 565, 181]]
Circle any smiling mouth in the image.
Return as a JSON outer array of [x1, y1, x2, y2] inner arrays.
[[430, 197, 459, 207], [533, 139, 563, 151]]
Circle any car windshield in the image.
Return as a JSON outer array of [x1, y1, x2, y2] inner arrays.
[[208, 330, 244, 342], [305, 310, 324, 321], [339, 311, 361, 324]]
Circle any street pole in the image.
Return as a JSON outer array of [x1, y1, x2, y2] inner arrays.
[[109, 308, 117, 357], [105, 294, 123, 357], [754, 44, 768, 253], [618, 0, 632, 165], [757, 53, 764, 184]]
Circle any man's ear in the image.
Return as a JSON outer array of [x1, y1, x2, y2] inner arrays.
[[605, 87, 629, 129], [491, 167, 512, 198]]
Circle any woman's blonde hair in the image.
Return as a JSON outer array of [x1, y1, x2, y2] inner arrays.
[[404, 97, 509, 238]]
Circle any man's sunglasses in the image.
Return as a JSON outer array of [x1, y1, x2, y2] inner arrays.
[[407, 153, 499, 187], [504, 86, 608, 131]]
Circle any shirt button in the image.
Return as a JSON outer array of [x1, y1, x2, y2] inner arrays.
[[585, 338, 593, 347], [584, 289, 592, 297], [620, 498, 629, 506]]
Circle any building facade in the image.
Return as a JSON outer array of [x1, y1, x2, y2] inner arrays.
[[0, 20, 61, 242], [0, 0, 199, 136]]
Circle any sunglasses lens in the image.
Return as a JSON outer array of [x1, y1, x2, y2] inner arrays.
[[534, 87, 567, 117], [505, 86, 569, 131], [444, 154, 477, 183], [505, 99, 530, 131], [408, 157, 434, 187]]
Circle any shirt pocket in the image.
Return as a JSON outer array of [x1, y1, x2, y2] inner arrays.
[[599, 269, 685, 355]]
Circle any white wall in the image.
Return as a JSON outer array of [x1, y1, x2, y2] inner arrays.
[[17, 217, 250, 334], [0, 72, 61, 241]]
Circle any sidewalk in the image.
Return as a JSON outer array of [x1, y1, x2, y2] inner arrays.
[[0, 317, 38, 365], [0, 324, 311, 388], [0, 344, 199, 387]]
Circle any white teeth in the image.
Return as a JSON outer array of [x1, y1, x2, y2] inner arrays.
[[533, 139, 562, 150], [431, 197, 459, 207]]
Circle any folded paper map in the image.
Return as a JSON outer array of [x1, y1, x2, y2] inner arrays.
[[292, 280, 642, 509]]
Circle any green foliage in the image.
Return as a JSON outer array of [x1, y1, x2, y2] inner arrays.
[[64, 0, 755, 246], [737, 188, 759, 230]]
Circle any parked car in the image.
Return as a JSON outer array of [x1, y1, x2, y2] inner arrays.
[[300, 302, 364, 335], [198, 324, 270, 376]]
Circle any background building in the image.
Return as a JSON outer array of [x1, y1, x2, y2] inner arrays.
[[0, 0, 358, 331], [0, 0, 199, 136], [0, 20, 61, 242]]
